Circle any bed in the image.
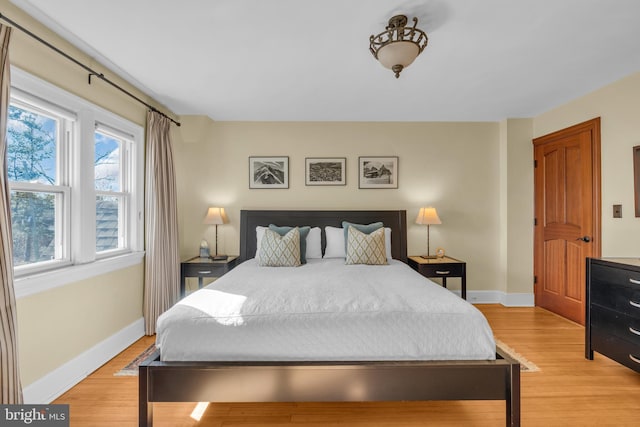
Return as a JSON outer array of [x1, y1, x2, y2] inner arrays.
[[139, 210, 520, 426]]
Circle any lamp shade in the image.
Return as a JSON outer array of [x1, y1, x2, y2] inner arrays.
[[377, 41, 420, 70], [415, 207, 441, 225], [203, 207, 228, 225]]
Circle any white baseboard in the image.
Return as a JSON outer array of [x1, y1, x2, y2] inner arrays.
[[23, 317, 145, 404], [501, 292, 535, 307], [455, 290, 534, 307]]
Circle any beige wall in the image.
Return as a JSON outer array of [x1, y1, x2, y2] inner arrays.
[[175, 120, 504, 296], [503, 119, 534, 294], [3, 0, 160, 388], [16, 265, 143, 385], [533, 72, 640, 257]]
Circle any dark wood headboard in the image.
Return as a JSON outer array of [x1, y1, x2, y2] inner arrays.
[[239, 210, 407, 262]]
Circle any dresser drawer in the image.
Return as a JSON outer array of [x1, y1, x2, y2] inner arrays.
[[591, 306, 640, 346], [591, 262, 640, 284], [182, 263, 224, 277], [417, 263, 464, 278], [591, 330, 640, 373], [590, 280, 640, 317], [591, 263, 640, 289]]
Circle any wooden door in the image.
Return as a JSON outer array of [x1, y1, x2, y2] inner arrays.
[[533, 118, 601, 325]]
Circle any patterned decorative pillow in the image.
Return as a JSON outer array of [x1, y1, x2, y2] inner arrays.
[[342, 221, 384, 252], [268, 224, 310, 264], [258, 228, 301, 267], [345, 226, 388, 265]]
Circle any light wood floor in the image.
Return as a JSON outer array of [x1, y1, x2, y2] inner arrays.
[[53, 305, 640, 426]]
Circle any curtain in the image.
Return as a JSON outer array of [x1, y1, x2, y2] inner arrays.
[[143, 111, 180, 335], [0, 24, 23, 404]]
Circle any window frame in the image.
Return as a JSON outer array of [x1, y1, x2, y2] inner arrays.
[[10, 67, 145, 298], [94, 124, 133, 258], [8, 91, 73, 274], [9, 185, 71, 272]]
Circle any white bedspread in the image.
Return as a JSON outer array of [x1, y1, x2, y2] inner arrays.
[[156, 259, 496, 361]]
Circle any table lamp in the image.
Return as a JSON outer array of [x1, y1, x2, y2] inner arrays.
[[203, 207, 229, 260], [415, 207, 441, 258]]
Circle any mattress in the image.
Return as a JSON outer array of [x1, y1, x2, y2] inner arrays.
[[156, 258, 496, 361]]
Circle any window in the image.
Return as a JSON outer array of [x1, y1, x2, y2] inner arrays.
[[8, 68, 143, 285], [8, 99, 70, 269], [95, 127, 130, 255]]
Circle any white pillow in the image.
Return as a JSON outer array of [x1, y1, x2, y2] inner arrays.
[[255, 225, 323, 260], [306, 227, 322, 259], [324, 226, 345, 258], [324, 226, 393, 260], [255, 226, 267, 258]]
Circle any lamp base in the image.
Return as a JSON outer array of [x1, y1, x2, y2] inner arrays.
[[211, 254, 228, 261], [420, 255, 438, 259]]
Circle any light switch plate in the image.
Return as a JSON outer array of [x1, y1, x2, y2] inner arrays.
[[613, 204, 622, 218]]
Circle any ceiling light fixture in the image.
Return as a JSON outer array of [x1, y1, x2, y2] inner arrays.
[[369, 15, 428, 78]]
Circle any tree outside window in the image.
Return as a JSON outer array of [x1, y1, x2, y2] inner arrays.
[[7, 105, 58, 266]]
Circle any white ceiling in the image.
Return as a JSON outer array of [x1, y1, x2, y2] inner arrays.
[[10, 0, 640, 121]]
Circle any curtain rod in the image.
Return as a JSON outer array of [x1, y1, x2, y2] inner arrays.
[[0, 12, 181, 127]]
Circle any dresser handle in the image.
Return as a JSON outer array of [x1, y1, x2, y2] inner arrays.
[[630, 354, 640, 364], [198, 270, 212, 274], [630, 327, 640, 337], [436, 270, 450, 275], [630, 278, 640, 285], [630, 301, 640, 309]]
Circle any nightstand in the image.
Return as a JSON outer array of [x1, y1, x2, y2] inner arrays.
[[180, 256, 238, 297], [408, 255, 467, 300]]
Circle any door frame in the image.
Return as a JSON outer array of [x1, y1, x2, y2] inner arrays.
[[532, 117, 602, 311]]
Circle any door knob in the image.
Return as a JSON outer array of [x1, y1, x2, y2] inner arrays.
[[576, 236, 591, 242]]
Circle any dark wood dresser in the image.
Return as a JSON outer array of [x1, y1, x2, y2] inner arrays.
[[586, 257, 640, 372]]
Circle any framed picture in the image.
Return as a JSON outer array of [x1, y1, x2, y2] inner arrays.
[[305, 157, 346, 186], [249, 156, 289, 189], [634, 145, 640, 217], [358, 156, 398, 189]]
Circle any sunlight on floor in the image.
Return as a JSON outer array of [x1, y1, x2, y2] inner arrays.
[[190, 402, 209, 421]]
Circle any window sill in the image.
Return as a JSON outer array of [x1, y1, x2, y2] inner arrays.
[[14, 251, 145, 299]]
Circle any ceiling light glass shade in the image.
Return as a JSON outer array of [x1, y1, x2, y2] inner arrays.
[[370, 15, 428, 78], [377, 41, 420, 69]]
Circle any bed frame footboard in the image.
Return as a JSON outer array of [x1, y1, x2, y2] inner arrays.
[[140, 211, 520, 426], [139, 349, 520, 427]]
